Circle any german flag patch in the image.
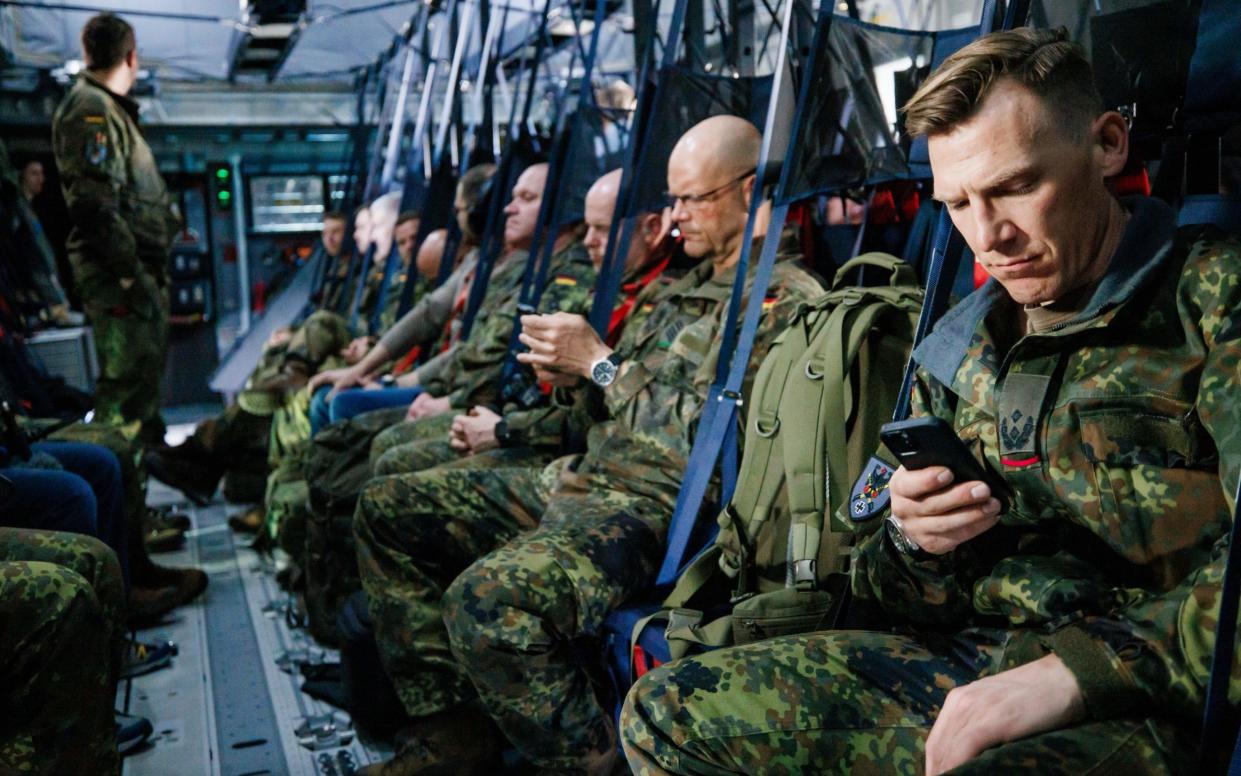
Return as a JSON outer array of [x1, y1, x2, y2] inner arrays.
[[553, 276, 578, 287], [761, 294, 778, 312]]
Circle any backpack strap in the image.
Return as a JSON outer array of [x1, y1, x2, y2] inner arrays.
[[722, 310, 806, 589], [783, 294, 896, 587]]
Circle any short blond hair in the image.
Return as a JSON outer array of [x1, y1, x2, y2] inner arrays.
[[903, 27, 1102, 139]]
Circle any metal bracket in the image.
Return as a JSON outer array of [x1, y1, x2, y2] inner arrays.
[[295, 712, 355, 752], [275, 646, 328, 674]]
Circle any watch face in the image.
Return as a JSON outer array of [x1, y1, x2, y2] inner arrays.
[[591, 359, 617, 386]]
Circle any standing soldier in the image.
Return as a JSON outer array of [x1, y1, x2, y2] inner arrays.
[[53, 12, 179, 446]]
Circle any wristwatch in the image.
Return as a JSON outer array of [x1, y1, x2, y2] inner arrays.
[[589, 352, 623, 388], [885, 515, 924, 556], [494, 418, 514, 447]]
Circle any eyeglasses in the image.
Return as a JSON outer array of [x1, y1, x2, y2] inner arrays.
[[664, 168, 756, 212]]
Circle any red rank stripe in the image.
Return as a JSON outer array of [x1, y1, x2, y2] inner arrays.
[[1002, 455, 1039, 467]]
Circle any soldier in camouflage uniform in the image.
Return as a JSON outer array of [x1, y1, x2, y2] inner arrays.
[[364, 162, 597, 475], [0, 527, 125, 775], [356, 116, 824, 775], [294, 164, 596, 644], [621, 28, 1241, 775], [367, 168, 675, 477], [353, 170, 675, 748], [145, 197, 399, 506], [52, 13, 179, 446]]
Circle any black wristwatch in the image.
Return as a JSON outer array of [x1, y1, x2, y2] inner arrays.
[[494, 418, 514, 447], [589, 352, 624, 388]]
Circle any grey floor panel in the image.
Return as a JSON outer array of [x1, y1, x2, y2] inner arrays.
[[128, 452, 391, 776]]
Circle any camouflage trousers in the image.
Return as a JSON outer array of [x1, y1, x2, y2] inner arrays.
[[84, 287, 169, 446], [369, 411, 554, 476], [369, 413, 459, 475], [620, 628, 1197, 775], [0, 528, 125, 776], [436, 469, 669, 773], [355, 456, 555, 718]]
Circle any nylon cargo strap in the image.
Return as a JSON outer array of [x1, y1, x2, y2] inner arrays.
[[656, 202, 791, 587], [1201, 478, 1241, 769]]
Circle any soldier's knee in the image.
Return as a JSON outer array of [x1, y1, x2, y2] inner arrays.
[[17, 562, 103, 639], [372, 447, 405, 477], [443, 551, 568, 657], [55, 534, 123, 613]]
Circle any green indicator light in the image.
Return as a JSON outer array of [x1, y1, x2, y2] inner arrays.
[[218, 190, 231, 201], [216, 168, 230, 179]]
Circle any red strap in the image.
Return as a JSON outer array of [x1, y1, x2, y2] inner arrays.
[[605, 255, 670, 347], [632, 644, 663, 679]]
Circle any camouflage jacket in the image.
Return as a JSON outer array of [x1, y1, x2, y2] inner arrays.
[[852, 197, 1241, 723], [421, 241, 597, 409], [52, 73, 178, 307], [499, 252, 680, 453], [378, 269, 429, 335], [563, 237, 824, 512], [318, 252, 356, 314]]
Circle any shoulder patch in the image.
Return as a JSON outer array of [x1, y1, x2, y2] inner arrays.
[[849, 454, 895, 521], [85, 131, 108, 166]]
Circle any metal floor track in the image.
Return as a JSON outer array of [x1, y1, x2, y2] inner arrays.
[[123, 429, 392, 776]]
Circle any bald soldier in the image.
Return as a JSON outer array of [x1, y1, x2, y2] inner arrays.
[[352, 172, 675, 761], [52, 12, 179, 445], [368, 167, 675, 476], [355, 117, 823, 775], [358, 162, 597, 470]]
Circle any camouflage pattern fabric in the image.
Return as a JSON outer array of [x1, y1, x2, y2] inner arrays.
[[419, 242, 598, 410], [437, 244, 823, 771], [355, 461, 557, 716], [621, 200, 1241, 772], [620, 629, 1195, 775], [368, 412, 455, 475], [380, 273, 431, 334], [84, 285, 169, 444], [53, 73, 179, 446], [368, 242, 599, 476], [318, 253, 357, 314], [0, 528, 125, 776]]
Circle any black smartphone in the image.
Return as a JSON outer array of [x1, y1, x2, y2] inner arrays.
[[879, 417, 1010, 513]]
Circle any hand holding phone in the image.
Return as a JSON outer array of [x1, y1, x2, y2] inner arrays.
[[878, 417, 1010, 555]]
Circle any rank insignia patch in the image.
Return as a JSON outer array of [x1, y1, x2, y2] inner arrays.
[[850, 454, 895, 521]]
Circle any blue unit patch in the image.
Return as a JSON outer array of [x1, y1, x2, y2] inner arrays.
[[85, 131, 108, 166], [849, 454, 894, 521]]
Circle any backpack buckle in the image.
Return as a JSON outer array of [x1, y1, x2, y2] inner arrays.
[[792, 559, 817, 589]]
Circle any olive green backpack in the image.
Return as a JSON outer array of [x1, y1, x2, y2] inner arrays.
[[635, 252, 923, 663]]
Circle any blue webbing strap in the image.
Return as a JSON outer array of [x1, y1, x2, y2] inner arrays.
[[457, 0, 554, 342], [890, 205, 965, 423], [657, 202, 790, 586], [1202, 479, 1241, 769]]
